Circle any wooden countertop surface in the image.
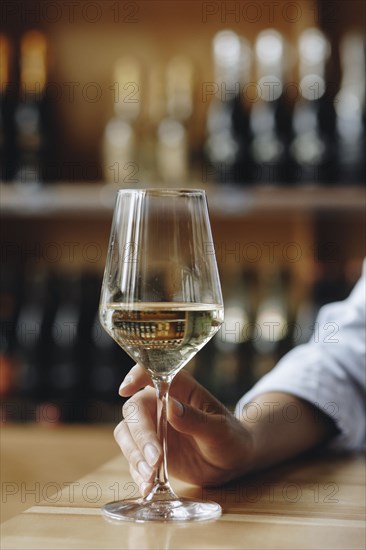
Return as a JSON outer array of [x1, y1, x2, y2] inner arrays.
[[1, 425, 365, 549]]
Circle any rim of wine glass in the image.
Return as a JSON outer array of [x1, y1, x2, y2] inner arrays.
[[116, 188, 206, 196]]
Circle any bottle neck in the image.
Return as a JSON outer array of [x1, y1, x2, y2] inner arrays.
[[298, 29, 329, 102], [20, 31, 47, 103], [212, 31, 250, 104], [255, 30, 284, 104], [335, 34, 365, 141], [0, 34, 10, 95], [113, 56, 141, 120], [165, 56, 194, 121]]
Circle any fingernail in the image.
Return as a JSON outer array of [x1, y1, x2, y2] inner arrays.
[[119, 375, 133, 393], [171, 398, 184, 417], [144, 443, 159, 467], [137, 460, 152, 481]]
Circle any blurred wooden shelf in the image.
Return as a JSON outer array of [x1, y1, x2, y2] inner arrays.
[[0, 183, 365, 219]]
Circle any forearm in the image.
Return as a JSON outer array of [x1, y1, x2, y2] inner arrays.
[[239, 392, 338, 473]]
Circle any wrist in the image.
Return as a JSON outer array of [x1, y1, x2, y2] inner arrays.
[[237, 392, 338, 474], [227, 415, 258, 480]]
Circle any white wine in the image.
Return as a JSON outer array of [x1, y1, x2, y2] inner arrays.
[[100, 302, 224, 378]]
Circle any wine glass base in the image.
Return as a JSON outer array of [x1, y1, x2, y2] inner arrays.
[[101, 497, 222, 523]]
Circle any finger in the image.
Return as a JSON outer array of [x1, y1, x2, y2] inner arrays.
[[114, 421, 155, 483], [119, 364, 152, 396], [119, 365, 225, 420], [170, 370, 226, 414], [167, 397, 226, 441], [129, 464, 153, 498], [122, 388, 162, 468], [119, 364, 200, 399]]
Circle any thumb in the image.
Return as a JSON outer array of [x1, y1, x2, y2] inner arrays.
[[167, 397, 224, 440]]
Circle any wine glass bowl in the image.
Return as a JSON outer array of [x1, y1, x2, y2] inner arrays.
[[99, 189, 224, 522]]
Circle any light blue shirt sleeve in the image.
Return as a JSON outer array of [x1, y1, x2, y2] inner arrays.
[[235, 260, 366, 451]]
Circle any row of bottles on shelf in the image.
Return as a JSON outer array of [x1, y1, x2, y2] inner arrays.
[[1, 27, 365, 186], [0, 270, 133, 423], [204, 28, 365, 186], [102, 27, 366, 186], [0, 259, 360, 423]]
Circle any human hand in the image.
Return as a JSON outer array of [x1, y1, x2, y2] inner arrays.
[[114, 364, 255, 497]]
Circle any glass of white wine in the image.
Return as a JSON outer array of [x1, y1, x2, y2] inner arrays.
[[99, 189, 224, 522]]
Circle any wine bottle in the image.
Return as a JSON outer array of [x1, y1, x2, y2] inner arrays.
[[75, 271, 118, 423], [102, 56, 141, 186], [89, 292, 132, 422], [289, 28, 336, 185], [0, 267, 22, 419], [156, 56, 194, 185], [14, 270, 56, 421], [156, 118, 188, 186], [14, 31, 52, 185], [252, 267, 292, 381], [196, 269, 256, 408], [334, 33, 365, 184], [295, 260, 349, 346], [204, 30, 252, 185], [165, 55, 194, 124], [139, 63, 165, 184], [0, 34, 16, 182], [249, 30, 290, 185], [47, 272, 83, 422]]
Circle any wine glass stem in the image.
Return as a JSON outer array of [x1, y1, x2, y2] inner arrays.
[[147, 378, 177, 500]]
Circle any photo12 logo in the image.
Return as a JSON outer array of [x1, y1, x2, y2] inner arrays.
[[200, 1, 340, 24], [0, 1, 140, 25], [201, 1, 307, 24]]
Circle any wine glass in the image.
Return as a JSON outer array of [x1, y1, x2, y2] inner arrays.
[[99, 188, 224, 522]]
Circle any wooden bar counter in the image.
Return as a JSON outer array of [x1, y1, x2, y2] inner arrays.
[[1, 425, 365, 550]]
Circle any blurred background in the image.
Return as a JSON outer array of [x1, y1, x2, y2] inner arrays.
[[1, 0, 365, 424]]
